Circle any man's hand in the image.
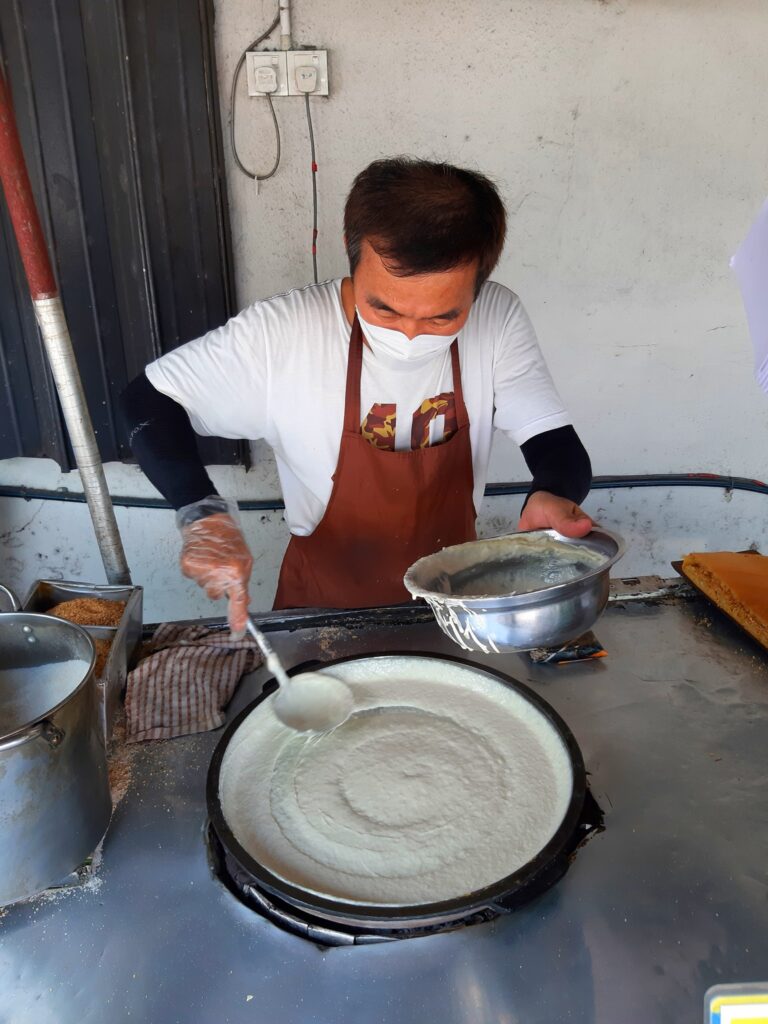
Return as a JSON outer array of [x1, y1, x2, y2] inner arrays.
[[179, 513, 253, 636], [517, 490, 593, 538]]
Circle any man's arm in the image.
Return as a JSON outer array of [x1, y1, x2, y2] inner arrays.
[[520, 424, 591, 505], [119, 372, 253, 634], [483, 285, 593, 537], [518, 425, 593, 537], [119, 372, 217, 509]]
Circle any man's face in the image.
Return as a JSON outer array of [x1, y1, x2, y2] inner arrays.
[[352, 240, 478, 340]]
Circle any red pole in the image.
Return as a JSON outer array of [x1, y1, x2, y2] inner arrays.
[[0, 67, 57, 299]]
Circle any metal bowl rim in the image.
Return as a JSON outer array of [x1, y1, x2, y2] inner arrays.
[[0, 612, 96, 742], [404, 527, 626, 607], [207, 650, 587, 924]]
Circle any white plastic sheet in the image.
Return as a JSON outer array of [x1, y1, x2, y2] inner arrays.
[[731, 197, 768, 394]]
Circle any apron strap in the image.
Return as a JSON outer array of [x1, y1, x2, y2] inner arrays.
[[344, 316, 365, 432], [344, 315, 469, 432], [450, 339, 469, 431]]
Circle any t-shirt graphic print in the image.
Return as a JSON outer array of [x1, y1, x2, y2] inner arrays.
[[361, 393, 457, 452]]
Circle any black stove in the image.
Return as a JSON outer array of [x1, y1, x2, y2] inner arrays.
[[206, 790, 603, 947]]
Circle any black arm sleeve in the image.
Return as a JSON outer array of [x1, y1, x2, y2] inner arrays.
[[119, 372, 218, 510], [519, 425, 592, 506]]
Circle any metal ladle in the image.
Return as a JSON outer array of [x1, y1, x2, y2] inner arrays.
[[244, 614, 354, 732]]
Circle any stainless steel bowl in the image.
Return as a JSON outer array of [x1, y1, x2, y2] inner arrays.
[[404, 528, 625, 653]]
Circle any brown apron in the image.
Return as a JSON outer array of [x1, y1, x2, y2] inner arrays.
[[273, 316, 476, 609]]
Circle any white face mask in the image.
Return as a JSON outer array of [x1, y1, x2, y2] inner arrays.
[[356, 309, 455, 364]]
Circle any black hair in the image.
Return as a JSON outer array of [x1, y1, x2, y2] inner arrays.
[[344, 157, 507, 293]]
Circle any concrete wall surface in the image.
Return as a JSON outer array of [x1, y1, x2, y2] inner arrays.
[[2, 0, 767, 622]]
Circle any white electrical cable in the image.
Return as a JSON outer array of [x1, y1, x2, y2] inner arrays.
[[279, 0, 292, 50], [229, 10, 282, 180]]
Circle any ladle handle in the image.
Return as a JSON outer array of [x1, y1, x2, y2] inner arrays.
[[244, 615, 274, 662], [244, 614, 292, 690]]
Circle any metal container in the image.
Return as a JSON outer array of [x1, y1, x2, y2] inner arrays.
[[0, 584, 20, 612], [23, 580, 143, 742], [404, 528, 625, 653], [0, 613, 112, 905]]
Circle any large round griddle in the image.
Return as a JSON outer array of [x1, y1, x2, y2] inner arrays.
[[207, 652, 588, 929]]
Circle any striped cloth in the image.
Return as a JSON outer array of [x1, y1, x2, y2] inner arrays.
[[125, 623, 262, 743]]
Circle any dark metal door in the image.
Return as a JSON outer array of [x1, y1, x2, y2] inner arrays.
[[0, 0, 240, 467]]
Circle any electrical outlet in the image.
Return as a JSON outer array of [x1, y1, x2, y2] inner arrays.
[[246, 51, 289, 97], [286, 50, 329, 96]]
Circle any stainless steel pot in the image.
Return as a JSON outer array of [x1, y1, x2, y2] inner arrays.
[[0, 613, 112, 905], [404, 528, 626, 653]]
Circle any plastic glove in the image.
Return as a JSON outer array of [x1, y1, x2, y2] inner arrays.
[[177, 497, 253, 637]]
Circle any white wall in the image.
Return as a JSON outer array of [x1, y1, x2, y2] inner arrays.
[[219, 0, 768, 482], [2, 0, 768, 620]]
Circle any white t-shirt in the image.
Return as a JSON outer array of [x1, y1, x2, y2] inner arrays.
[[146, 279, 571, 536]]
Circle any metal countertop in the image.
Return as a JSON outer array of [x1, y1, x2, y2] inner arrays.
[[1, 595, 767, 1024]]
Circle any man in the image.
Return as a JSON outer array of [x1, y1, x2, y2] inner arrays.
[[121, 158, 592, 633]]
